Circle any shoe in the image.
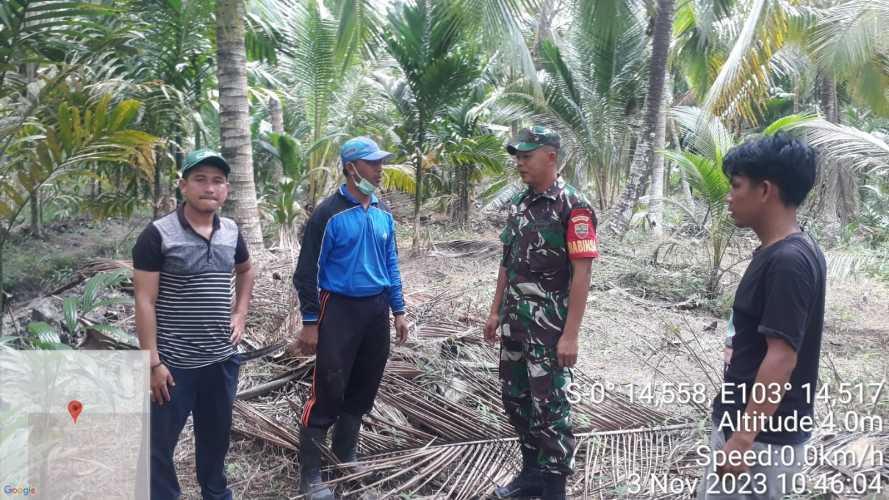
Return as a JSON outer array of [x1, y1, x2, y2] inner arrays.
[[299, 426, 335, 500], [493, 446, 543, 498], [541, 472, 567, 500]]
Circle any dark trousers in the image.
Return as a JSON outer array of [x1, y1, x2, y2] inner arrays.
[[150, 355, 240, 500], [300, 291, 390, 430]]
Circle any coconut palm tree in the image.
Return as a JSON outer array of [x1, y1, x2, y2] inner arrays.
[[505, 0, 649, 210], [247, 0, 390, 210], [216, 0, 264, 247], [608, 0, 676, 237]]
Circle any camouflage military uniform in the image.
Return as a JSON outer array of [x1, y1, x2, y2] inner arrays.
[[499, 177, 599, 475]]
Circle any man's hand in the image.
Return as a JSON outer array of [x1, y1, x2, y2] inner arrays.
[[394, 315, 409, 345], [296, 324, 320, 355], [556, 333, 578, 368], [483, 313, 500, 344], [230, 311, 246, 345], [150, 364, 175, 405], [717, 434, 755, 476]]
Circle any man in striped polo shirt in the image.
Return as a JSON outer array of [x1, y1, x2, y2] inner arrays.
[[133, 149, 255, 500], [291, 136, 409, 499]]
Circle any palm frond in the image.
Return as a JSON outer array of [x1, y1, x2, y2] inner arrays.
[[382, 163, 416, 194], [701, 0, 788, 125], [330, 0, 382, 73], [761, 112, 817, 136], [670, 106, 734, 161], [662, 149, 728, 214], [784, 118, 889, 172], [809, 0, 886, 76], [824, 250, 882, 281], [465, 0, 539, 90]]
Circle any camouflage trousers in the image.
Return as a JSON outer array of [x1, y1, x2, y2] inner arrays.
[[500, 338, 576, 475]]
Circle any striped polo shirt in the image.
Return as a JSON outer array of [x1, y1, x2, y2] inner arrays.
[[132, 204, 249, 369]]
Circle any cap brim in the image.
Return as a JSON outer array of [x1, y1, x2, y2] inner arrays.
[[506, 142, 542, 155], [186, 156, 230, 176], [360, 150, 394, 162]]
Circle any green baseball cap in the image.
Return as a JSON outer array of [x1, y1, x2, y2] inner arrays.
[[182, 149, 231, 177], [506, 126, 561, 155]]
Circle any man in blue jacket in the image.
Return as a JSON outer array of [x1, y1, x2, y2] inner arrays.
[[291, 136, 409, 499]]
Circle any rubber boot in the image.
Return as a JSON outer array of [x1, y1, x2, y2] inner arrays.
[[332, 413, 362, 463], [299, 426, 335, 500], [331, 413, 369, 476], [541, 472, 567, 500], [493, 446, 543, 498]]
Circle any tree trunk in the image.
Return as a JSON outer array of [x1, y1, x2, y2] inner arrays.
[[649, 81, 670, 236], [455, 163, 471, 224], [174, 134, 184, 172], [820, 73, 840, 124], [216, 0, 264, 248], [668, 115, 695, 213], [810, 72, 857, 239], [0, 240, 5, 335], [607, 0, 674, 236], [268, 95, 285, 184], [411, 120, 425, 252], [25, 63, 42, 238], [532, 0, 560, 58], [153, 150, 161, 220], [29, 188, 42, 238]]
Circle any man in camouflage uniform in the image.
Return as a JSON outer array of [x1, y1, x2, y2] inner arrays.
[[484, 127, 599, 500]]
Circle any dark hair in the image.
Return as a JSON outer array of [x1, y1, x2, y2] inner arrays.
[[722, 132, 817, 207]]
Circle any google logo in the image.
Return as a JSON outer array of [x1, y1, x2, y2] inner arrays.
[[2, 485, 37, 496]]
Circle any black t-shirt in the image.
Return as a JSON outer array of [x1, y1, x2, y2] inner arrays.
[[712, 232, 826, 445]]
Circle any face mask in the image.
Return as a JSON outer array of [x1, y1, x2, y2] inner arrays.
[[350, 166, 376, 196]]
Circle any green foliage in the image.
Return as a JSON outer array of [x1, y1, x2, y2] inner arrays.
[[504, 0, 648, 208], [664, 106, 738, 297], [383, 0, 484, 215], [1, 90, 159, 224], [267, 177, 305, 229], [24, 269, 132, 349]]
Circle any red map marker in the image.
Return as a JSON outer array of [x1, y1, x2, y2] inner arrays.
[[67, 400, 83, 424]]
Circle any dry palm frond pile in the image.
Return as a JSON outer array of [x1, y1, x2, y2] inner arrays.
[[27, 243, 889, 499], [229, 260, 709, 499], [225, 245, 889, 499]]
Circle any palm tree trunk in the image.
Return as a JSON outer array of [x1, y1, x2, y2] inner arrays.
[[269, 95, 285, 184], [29, 188, 42, 238], [607, 0, 674, 236], [216, 0, 264, 248], [649, 80, 671, 236], [668, 116, 695, 212], [193, 76, 203, 150], [153, 147, 162, 220], [26, 63, 42, 238], [0, 240, 5, 335], [820, 73, 839, 124], [533, 0, 559, 58], [412, 119, 425, 252], [810, 72, 856, 238]]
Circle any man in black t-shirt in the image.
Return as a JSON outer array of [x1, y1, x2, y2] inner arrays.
[[698, 133, 826, 499]]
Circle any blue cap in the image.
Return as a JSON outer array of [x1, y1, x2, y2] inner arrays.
[[340, 136, 394, 164]]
